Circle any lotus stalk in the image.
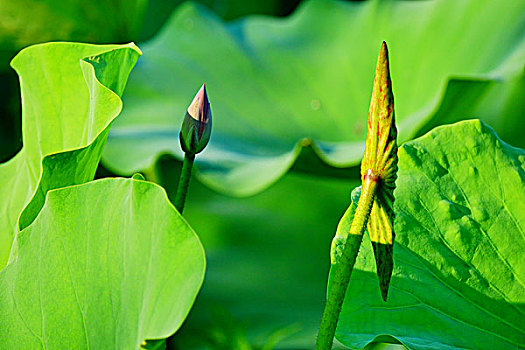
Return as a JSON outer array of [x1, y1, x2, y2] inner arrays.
[[174, 83, 212, 213]]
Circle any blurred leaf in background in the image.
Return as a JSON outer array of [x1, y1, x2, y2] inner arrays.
[[151, 158, 358, 348], [0, 0, 147, 69], [473, 73, 525, 149], [140, 0, 301, 42], [103, 0, 525, 197], [0, 0, 301, 161]]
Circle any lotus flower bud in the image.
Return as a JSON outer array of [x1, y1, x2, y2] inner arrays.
[[180, 84, 212, 154]]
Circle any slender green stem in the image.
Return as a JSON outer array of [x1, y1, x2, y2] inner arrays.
[[174, 153, 195, 214], [164, 153, 196, 348], [315, 173, 378, 350]]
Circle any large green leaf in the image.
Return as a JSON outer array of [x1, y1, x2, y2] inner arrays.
[[140, 0, 301, 42], [0, 177, 205, 348], [103, 0, 525, 196], [334, 120, 525, 349], [0, 42, 141, 268]]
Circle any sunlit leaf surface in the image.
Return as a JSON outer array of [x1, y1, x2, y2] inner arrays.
[[0, 178, 205, 348], [0, 42, 140, 268], [334, 120, 525, 349]]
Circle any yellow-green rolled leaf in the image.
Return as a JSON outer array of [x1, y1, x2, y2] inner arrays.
[[361, 42, 398, 301]]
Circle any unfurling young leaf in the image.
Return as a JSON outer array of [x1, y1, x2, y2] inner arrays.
[[361, 41, 398, 301], [317, 41, 398, 350], [331, 42, 397, 300]]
